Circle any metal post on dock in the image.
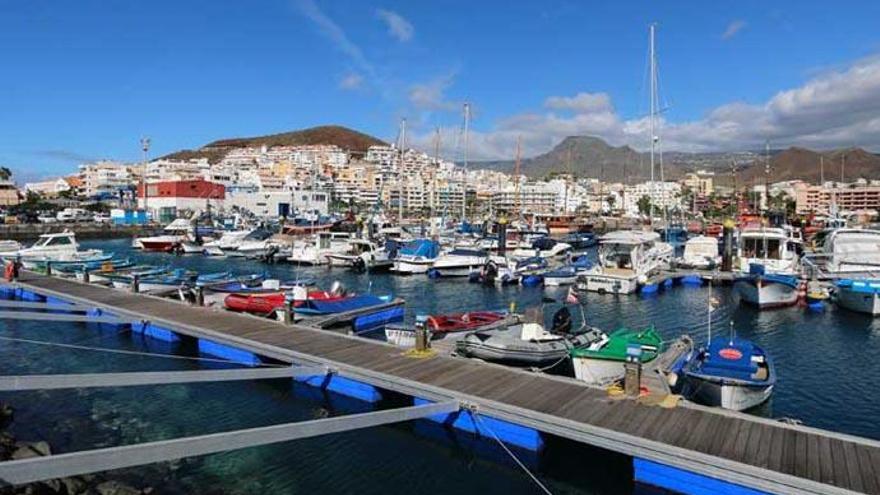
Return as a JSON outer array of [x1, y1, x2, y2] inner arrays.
[[721, 219, 734, 272], [131, 274, 140, 294], [45, 261, 52, 277], [497, 217, 508, 256], [414, 316, 430, 352], [81, 266, 90, 284], [195, 286, 204, 307], [624, 344, 643, 397], [279, 294, 293, 324]]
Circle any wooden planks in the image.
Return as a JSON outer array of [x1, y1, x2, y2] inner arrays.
[[12, 273, 880, 495]]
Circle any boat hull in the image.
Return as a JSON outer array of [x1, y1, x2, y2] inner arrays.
[[571, 356, 625, 385], [734, 279, 799, 308], [543, 274, 577, 286], [836, 288, 880, 315], [391, 259, 434, 274], [431, 264, 482, 277], [578, 274, 639, 294], [685, 377, 773, 411]]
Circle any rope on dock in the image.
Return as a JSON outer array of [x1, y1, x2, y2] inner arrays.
[[471, 412, 553, 495], [0, 335, 288, 368]]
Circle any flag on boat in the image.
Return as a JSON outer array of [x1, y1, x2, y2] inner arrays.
[[566, 287, 580, 305]]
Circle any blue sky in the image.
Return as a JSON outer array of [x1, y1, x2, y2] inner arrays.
[[2, 0, 880, 180]]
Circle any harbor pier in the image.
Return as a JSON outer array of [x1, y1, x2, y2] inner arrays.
[[0, 271, 878, 495]]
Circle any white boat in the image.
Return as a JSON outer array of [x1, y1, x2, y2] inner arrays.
[[288, 232, 352, 265], [822, 228, 880, 274], [201, 229, 253, 256], [577, 231, 672, 294], [431, 248, 489, 277], [0, 240, 22, 257], [324, 239, 392, 270], [391, 239, 440, 275], [674, 236, 720, 269], [834, 279, 880, 315], [510, 239, 572, 261], [133, 218, 193, 251], [733, 227, 801, 308], [12, 232, 106, 269], [231, 229, 282, 258], [681, 337, 776, 411]]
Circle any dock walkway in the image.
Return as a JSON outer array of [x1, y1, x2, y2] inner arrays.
[[8, 272, 880, 495]]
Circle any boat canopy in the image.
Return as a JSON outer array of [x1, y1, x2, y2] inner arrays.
[[297, 294, 387, 315], [570, 327, 662, 362], [836, 279, 880, 294], [399, 239, 440, 258], [696, 339, 763, 382], [447, 248, 487, 257], [599, 230, 660, 245]]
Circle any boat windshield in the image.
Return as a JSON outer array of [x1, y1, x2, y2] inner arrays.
[[742, 238, 781, 260], [36, 235, 73, 247], [602, 244, 634, 269], [245, 229, 273, 241]]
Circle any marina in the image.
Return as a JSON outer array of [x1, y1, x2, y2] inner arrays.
[[0, 233, 878, 493]]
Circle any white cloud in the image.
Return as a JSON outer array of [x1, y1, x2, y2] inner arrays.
[[338, 73, 364, 90], [376, 9, 414, 42], [411, 54, 880, 160], [408, 75, 459, 111], [721, 20, 747, 40], [294, 0, 376, 80]]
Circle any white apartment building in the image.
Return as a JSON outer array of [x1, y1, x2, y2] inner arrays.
[[24, 178, 71, 197], [224, 189, 329, 217], [492, 182, 558, 214], [78, 160, 134, 197], [623, 181, 682, 216]]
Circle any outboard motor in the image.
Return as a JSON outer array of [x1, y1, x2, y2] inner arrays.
[[482, 260, 498, 285], [352, 256, 367, 273], [330, 280, 346, 296], [550, 307, 573, 334]]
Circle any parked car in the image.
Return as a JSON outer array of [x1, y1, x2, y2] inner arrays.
[[93, 213, 111, 223], [56, 208, 92, 223]]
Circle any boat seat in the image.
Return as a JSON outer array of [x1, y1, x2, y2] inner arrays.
[[752, 365, 769, 381]]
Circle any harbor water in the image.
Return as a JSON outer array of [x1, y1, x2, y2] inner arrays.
[[2, 237, 879, 494]]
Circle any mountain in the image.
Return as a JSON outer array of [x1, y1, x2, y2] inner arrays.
[[737, 147, 880, 184], [475, 136, 749, 182], [162, 125, 387, 163]]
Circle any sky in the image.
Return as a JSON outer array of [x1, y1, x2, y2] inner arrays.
[[2, 0, 880, 181]]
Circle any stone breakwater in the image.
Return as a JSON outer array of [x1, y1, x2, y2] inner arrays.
[[0, 225, 157, 241]]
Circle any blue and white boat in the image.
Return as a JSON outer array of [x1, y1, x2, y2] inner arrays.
[[835, 278, 880, 315], [543, 256, 593, 286], [562, 232, 597, 251], [681, 337, 776, 411], [391, 239, 440, 275], [733, 227, 802, 308], [430, 248, 489, 277]]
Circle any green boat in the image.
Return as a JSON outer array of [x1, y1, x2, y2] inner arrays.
[[570, 327, 663, 385]]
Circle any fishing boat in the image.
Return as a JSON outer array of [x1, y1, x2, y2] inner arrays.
[[384, 310, 509, 347], [288, 232, 353, 265], [733, 227, 801, 308], [674, 235, 721, 270], [430, 248, 489, 277], [390, 239, 440, 275], [543, 256, 593, 286], [577, 231, 672, 294], [821, 228, 880, 275], [105, 266, 172, 288], [48, 257, 132, 277], [680, 337, 776, 411], [570, 327, 663, 386], [834, 279, 880, 315], [134, 218, 193, 251], [456, 306, 607, 367]]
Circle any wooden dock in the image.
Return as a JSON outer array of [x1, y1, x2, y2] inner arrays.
[[7, 272, 880, 495]]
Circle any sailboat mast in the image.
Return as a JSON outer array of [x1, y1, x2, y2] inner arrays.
[[462, 102, 470, 221], [431, 127, 440, 220], [399, 118, 406, 220], [820, 155, 825, 184], [565, 145, 572, 214], [649, 23, 656, 226], [514, 136, 522, 217]]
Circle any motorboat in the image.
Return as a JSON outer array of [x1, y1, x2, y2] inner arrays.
[[577, 231, 672, 294], [391, 239, 440, 275], [325, 239, 394, 271], [430, 248, 489, 277], [510, 237, 573, 261], [821, 229, 880, 275], [733, 227, 801, 308], [287, 232, 353, 265], [658, 223, 689, 257], [562, 232, 597, 251], [134, 219, 193, 251], [456, 306, 607, 367], [222, 228, 276, 258], [11, 232, 107, 268], [834, 279, 880, 315], [679, 337, 775, 411], [224, 286, 348, 316], [570, 327, 663, 385], [201, 229, 253, 256], [674, 236, 721, 270], [473, 256, 521, 286], [384, 310, 510, 347], [543, 256, 593, 286]]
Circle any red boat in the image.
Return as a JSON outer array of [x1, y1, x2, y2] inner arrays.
[[424, 311, 506, 334], [224, 290, 345, 315]]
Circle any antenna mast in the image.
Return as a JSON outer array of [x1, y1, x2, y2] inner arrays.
[[140, 136, 151, 216], [649, 23, 657, 226], [462, 103, 470, 221], [514, 136, 522, 217]]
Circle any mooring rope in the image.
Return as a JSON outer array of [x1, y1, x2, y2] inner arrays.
[[0, 335, 287, 368], [471, 412, 554, 495]]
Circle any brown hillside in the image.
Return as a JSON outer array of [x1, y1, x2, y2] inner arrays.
[[738, 147, 880, 184], [162, 125, 387, 163]]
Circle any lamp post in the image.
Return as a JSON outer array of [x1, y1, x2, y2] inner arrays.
[[140, 137, 151, 219]]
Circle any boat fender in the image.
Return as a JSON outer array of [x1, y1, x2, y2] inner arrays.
[[667, 372, 678, 388], [427, 268, 441, 279], [290, 285, 308, 301]]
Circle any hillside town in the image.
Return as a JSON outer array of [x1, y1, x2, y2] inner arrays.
[[7, 134, 880, 225]]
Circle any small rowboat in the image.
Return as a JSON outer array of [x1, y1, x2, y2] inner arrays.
[[224, 290, 346, 316], [385, 310, 509, 347]]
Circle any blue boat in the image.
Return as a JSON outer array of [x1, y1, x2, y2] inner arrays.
[[681, 337, 776, 411], [543, 256, 593, 286], [835, 278, 880, 315], [391, 239, 441, 275], [296, 294, 404, 332]]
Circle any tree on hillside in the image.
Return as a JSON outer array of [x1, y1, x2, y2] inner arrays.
[[637, 195, 653, 216]]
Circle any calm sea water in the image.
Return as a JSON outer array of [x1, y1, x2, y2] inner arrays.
[[1, 237, 878, 494]]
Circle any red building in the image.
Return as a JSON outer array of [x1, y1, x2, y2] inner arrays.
[[137, 180, 225, 220]]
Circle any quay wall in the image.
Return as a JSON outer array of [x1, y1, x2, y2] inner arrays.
[[0, 223, 158, 241]]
